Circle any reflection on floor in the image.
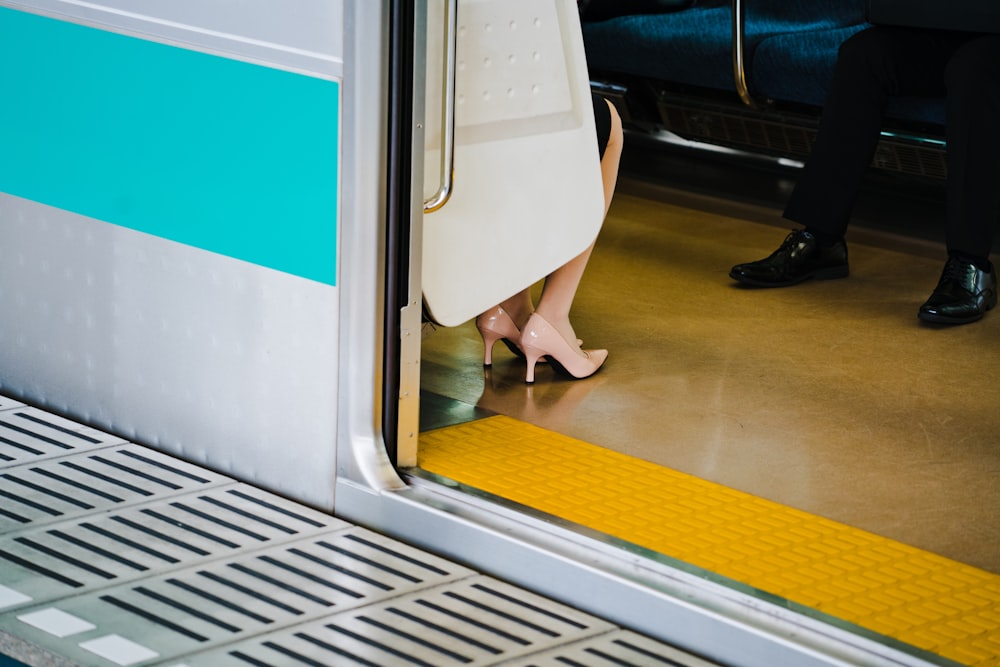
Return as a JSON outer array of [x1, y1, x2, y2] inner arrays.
[[417, 415, 1000, 667], [420, 148, 1000, 575]]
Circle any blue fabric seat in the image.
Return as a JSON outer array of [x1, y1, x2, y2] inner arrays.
[[582, 2, 737, 92], [752, 27, 946, 125], [582, 0, 947, 130], [749, 26, 866, 108]]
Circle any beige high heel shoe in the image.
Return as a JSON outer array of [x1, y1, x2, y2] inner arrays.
[[519, 313, 607, 383], [475, 306, 523, 366]]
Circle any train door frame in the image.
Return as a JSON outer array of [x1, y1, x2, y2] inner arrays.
[[383, 0, 425, 470], [335, 2, 942, 665]]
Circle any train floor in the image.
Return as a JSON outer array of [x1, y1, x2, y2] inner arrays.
[[417, 137, 1000, 666]]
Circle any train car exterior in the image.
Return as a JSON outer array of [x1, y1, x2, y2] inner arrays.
[[0, 0, 347, 508], [0, 2, 968, 665]]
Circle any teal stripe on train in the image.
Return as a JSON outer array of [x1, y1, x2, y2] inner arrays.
[[0, 7, 339, 286]]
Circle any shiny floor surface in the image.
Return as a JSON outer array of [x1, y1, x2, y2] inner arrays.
[[418, 416, 999, 666], [419, 144, 1000, 578], [0, 397, 715, 667]]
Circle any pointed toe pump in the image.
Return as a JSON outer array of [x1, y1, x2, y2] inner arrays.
[[519, 313, 607, 383], [475, 306, 523, 366]]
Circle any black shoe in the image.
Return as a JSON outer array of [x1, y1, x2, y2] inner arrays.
[[729, 229, 849, 287], [918, 257, 997, 325]]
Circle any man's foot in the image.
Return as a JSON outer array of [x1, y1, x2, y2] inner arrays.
[[729, 229, 849, 287], [918, 257, 997, 325]]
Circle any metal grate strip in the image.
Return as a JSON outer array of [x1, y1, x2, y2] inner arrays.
[[0, 484, 346, 612], [0, 528, 475, 665], [149, 576, 623, 667], [496, 630, 720, 666], [0, 396, 723, 667], [0, 444, 232, 532], [0, 396, 25, 412], [0, 407, 126, 468]]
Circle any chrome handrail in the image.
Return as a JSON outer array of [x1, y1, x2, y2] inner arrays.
[[731, 0, 757, 108], [424, 0, 458, 212]]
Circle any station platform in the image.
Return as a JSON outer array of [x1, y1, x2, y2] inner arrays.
[[0, 394, 718, 667], [5, 386, 999, 667]]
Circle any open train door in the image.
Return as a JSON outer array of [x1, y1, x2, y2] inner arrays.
[[390, 0, 605, 467], [420, 0, 606, 327]]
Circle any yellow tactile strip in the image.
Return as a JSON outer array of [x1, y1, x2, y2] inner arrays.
[[418, 415, 1000, 667]]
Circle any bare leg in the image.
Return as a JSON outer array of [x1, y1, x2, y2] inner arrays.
[[598, 99, 625, 217], [535, 99, 623, 348], [498, 288, 534, 331]]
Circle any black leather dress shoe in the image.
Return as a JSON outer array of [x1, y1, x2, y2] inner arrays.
[[729, 229, 849, 287], [918, 257, 997, 324]]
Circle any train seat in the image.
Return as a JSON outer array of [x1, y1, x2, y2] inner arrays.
[[582, 0, 870, 98], [580, 0, 947, 177], [582, 1, 741, 93], [750, 26, 946, 125]]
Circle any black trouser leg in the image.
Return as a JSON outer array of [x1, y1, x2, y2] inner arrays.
[[783, 27, 956, 238], [942, 35, 1000, 260]]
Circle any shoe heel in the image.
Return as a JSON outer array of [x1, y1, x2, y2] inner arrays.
[[524, 350, 542, 384], [815, 265, 850, 280], [476, 306, 522, 367], [480, 330, 501, 366]]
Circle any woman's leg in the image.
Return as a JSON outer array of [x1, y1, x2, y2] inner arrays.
[[534, 98, 623, 347], [497, 288, 535, 331]]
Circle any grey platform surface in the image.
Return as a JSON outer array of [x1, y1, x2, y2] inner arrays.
[[0, 395, 718, 667]]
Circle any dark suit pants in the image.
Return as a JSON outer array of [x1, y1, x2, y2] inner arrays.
[[783, 26, 1000, 258]]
